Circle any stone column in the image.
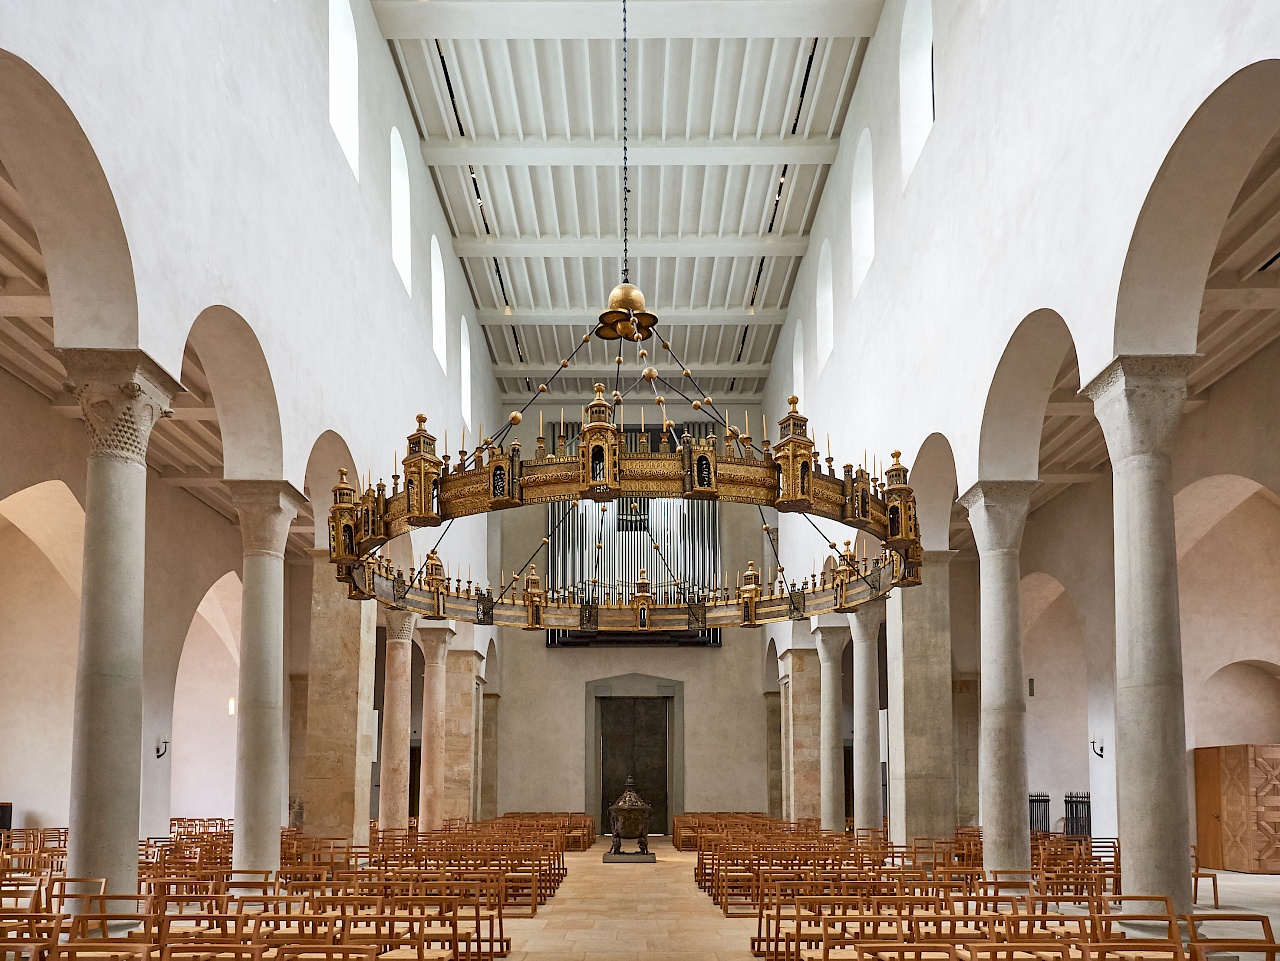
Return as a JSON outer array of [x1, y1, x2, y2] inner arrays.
[[416, 626, 454, 831], [227, 482, 304, 870], [379, 610, 419, 831], [852, 599, 886, 832], [480, 692, 499, 820], [960, 483, 1035, 872], [780, 647, 821, 822], [887, 550, 958, 845], [952, 673, 981, 826], [813, 617, 852, 832], [62, 350, 177, 897], [444, 648, 484, 822], [287, 676, 308, 828], [303, 551, 377, 844], [764, 691, 783, 819], [1085, 356, 1195, 912], [780, 679, 793, 820]]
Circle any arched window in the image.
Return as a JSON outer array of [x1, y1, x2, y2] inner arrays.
[[899, 0, 934, 180], [850, 129, 875, 298], [460, 314, 472, 428], [389, 127, 411, 293], [792, 324, 805, 408], [328, 0, 359, 178], [431, 236, 447, 373], [815, 240, 834, 372]]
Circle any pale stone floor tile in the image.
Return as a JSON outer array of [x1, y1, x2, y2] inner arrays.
[[503, 838, 755, 959]]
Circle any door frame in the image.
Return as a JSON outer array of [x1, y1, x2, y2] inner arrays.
[[585, 673, 685, 834]]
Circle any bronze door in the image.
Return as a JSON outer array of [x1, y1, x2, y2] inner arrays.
[[600, 697, 669, 834]]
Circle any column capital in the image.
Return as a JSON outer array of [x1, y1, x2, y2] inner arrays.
[[852, 596, 887, 633], [810, 615, 852, 662], [227, 480, 305, 558], [1083, 354, 1196, 463], [959, 481, 1037, 554], [417, 624, 456, 665], [58, 348, 181, 465], [385, 609, 419, 642]]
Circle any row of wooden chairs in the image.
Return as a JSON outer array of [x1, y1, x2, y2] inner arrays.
[[678, 814, 1251, 961]]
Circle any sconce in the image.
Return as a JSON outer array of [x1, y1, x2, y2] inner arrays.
[[1090, 738, 1104, 759], [156, 738, 170, 759]]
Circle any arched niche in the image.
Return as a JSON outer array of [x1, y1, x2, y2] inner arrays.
[[1197, 661, 1280, 748], [1113, 60, 1280, 365], [184, 306, 284, 482], [1019, 571, 1090, 831], [0, 50, 137, 349], [0, 480, 85, 828], [171, 571, 242, 818], [304, 429, 360, 551], [976, 308, 1077, 483], [907, 431, 958, 551]]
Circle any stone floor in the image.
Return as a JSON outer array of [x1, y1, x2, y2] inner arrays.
[[503, 837, 755, 960], [502, 840, 1280, 959]]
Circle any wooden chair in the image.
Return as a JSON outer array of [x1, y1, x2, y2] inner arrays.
[[1183, 912, 1280, 961], [1188, 849, 1218, 910]]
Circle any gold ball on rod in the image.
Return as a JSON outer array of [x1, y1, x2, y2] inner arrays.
[[692, 400, 702, 410], [541, 537, 549, 545], [561, 359, 570, 368], [508, 411, 522, 425], [683, 369, 691, 378], [538, 383, 548, 393]]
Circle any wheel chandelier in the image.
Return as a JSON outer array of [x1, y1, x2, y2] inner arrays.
[[325, 0, 923, 632]]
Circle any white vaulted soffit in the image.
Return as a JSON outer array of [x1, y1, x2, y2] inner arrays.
[[376, 0, 882, 404]]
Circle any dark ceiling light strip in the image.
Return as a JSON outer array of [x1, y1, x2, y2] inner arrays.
[[435, 40, 467, 137]]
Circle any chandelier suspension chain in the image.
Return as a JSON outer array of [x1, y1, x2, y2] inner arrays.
[[621, 0, 630, 283]]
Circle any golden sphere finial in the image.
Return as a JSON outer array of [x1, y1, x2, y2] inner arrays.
[[509, 411, 523, 425]]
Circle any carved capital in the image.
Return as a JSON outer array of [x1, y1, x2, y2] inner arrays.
[[417, 626, 455, 666], [959, 481, 1037, 554], [385, 609, 419, 644], [227, 480, 305, 558], [810, 618, 851, 662], [852, 596, 887, 637], [1083, 355, 1197, 464], [59, 349, 180, 465]]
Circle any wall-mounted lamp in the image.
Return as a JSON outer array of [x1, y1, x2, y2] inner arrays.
[[156, 738, 170, 759], [1090, 738, 1104, 759]]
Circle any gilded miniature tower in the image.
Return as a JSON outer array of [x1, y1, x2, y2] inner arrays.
[[739, 560, 763, 626], [522, 563, 546, 630], [579, 383, 622, 502], [682, 431, 719, 500], [328, 468, 360, 571], [402, 414, 444, 526], [773, 395, 816, 512], [422, 549, 447, 619], [882, 451, 923, 586], [630, 568, 656, 629]]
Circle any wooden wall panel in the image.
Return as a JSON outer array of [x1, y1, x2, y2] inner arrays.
[[1250, 745, 1280, 872], [1219, 745, 1253, 872], [1193, 747, 1223, 869]]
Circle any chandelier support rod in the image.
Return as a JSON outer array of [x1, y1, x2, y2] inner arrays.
[[498, 505, 575, 603], [621, 0, 630, 284], [591, 505, 608, 604], [490, 330, 596, 449]]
